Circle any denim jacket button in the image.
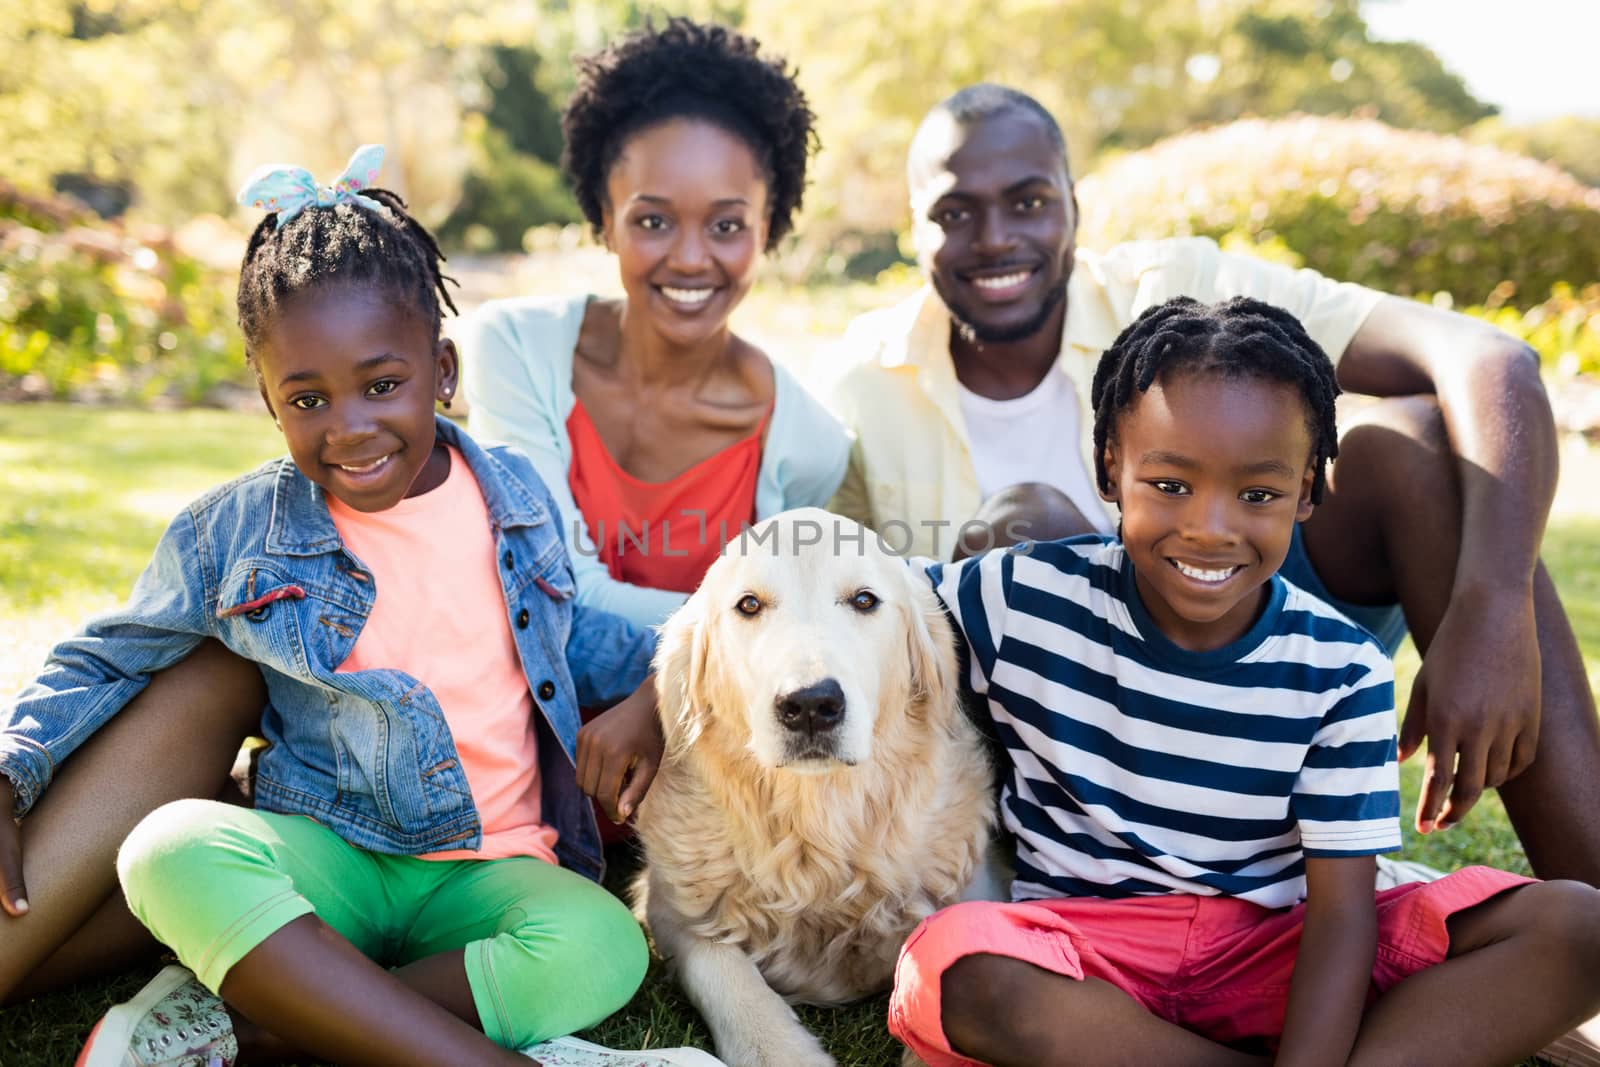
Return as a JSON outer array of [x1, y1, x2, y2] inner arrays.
[[537, 680, 555, 700], [502, 550, 514, 569], [516, 608, 530, 629]]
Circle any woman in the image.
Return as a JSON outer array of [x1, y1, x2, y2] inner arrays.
[[459, 18, 849, 629]]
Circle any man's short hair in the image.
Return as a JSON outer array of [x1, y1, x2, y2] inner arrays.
[[916, 83, 1070, 176]]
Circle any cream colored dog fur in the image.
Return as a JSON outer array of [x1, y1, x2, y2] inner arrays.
[[635, 509, 995, 1067]]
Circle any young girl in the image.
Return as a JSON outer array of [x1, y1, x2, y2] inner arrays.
[[889, 296, 1600, 1067], [0, 147, 662, 1067]]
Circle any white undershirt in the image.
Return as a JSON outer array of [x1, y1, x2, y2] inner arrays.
[[956, 370, 1116, 535]]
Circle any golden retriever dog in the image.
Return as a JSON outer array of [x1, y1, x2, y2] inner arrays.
[[635, 508, 995, 1067]]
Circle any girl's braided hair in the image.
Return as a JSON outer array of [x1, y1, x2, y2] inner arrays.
[[236, 189, 457, 362]]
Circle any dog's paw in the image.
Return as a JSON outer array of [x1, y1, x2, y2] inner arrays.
[[718, 1023, 835, 1067]]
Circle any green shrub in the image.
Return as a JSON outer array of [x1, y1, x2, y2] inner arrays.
[[1076, 116, 1600, 308], [0, 179, 91, 233], [0, 222, 248, 403], [437, 115, 582, 254], [1463, 282, 1600, 378], [1470, 115, 1600, 189]]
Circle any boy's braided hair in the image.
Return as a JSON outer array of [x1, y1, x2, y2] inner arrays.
[[236, 189, 457, 362], [560, 17, 817, 251], [1089, 295, 1342, 503]]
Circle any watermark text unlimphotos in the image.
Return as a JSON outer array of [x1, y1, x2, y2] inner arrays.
[[572, 510, 1039, 560]]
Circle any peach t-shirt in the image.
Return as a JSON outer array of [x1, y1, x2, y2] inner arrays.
[[327, 446, 559, 864]]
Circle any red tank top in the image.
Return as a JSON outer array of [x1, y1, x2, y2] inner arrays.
[[566, 400, 768, 594]]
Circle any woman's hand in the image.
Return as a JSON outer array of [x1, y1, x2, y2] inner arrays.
[[0, 779, 29, 916], [576, 676, 663, 823]]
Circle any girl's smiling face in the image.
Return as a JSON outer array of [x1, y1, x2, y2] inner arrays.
[[601, 118, 770, 348], [254, 285, 457, 513], [1101, 371, 1317, 652]]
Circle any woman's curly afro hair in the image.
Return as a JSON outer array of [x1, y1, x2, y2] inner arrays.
[[560, 17, 817, 251]]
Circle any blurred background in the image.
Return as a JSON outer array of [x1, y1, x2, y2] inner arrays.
[[2, 0, 1598, 411], [2, 5, 1598, 1061]]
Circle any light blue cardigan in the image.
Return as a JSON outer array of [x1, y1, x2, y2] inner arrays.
[[458, 294, 851, 629]]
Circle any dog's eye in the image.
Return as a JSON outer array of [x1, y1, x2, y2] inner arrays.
[[849, 590, 879, 613], [735, 594, 763, 617]]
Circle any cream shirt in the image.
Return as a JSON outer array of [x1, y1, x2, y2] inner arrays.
[[825, 237, 1385, 559]]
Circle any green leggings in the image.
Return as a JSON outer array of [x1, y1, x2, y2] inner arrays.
[[117, 799, 647, 1049]]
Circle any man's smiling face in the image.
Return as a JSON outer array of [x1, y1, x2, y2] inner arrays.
[[909, 108, 1076, 345]]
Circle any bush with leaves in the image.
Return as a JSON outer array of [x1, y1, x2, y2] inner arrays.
[[1076, 116, 1600, 308], [1469, 115, 1600, 189], [0, 221, 248, 404], [437, 115, 582, 253], [1465, 282, 1600, 378]]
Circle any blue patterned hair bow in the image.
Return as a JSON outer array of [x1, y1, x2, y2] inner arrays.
[[236, 144, 387, 228]]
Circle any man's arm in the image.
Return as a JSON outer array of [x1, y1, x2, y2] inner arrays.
[[1276, 855, 1378, 1067], [1340, 297, 1554, 829]]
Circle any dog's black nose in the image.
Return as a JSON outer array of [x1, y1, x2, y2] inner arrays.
[[776, 679, 846, 734]]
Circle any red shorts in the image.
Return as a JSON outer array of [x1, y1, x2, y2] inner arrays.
[[889, 866, 1532, 1067]]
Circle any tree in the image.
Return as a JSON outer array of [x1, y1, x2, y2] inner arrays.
[[741, 0, 1498, 244], [0, 0, 543, 224]]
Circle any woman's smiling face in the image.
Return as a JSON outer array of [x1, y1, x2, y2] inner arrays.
[[601, 118, 770, 348]]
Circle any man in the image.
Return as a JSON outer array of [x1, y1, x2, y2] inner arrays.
[[827, 84, 1600, 884]]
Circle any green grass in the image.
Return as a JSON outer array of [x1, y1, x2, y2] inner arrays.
[[1, 403, 1596, 1066]]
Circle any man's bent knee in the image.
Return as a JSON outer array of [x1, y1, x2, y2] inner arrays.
[[1335, 395, 1451, 484]]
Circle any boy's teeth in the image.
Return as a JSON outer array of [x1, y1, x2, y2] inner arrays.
[[1174, 560, 1239, 582], [661, 286, 714, 306], [973, 271, 1032, 290]]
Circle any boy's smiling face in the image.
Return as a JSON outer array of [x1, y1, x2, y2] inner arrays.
[[253, 285, 457, 513], [1102, 371, 1317, 652]]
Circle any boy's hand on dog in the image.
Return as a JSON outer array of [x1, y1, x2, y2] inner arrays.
[[0, 779, 28, 916], [577, 677, 663, 823]]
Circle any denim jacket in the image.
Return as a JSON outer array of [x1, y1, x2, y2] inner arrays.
[[0, 417, 653, 880]]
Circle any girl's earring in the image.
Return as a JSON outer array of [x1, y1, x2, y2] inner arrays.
[[440, 386, 453, 411]]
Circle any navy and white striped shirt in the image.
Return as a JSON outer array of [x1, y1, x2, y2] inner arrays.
[[927, 536, 1400, 909]]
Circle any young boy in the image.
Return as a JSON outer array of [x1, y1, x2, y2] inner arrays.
[[890, 296, 1600, 1067]]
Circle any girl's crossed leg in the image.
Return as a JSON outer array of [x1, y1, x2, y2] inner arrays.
[[116, 799, 647, 1066], [1, 641, 264, 1004]]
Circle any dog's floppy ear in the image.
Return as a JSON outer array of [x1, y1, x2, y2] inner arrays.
[[901, 575, 960, 729], [654, 590, 714, 759]]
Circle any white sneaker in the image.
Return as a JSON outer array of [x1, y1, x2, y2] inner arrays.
[[1375, 855, 1447, 891], [522, 1034, 727, 1066], [75, 965, 237, 1067]]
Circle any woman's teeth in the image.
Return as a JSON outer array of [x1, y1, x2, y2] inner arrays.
[[973, 271, 1033, 290], [1173, 560, 1240, 583], [661, 286, 715, 307]]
